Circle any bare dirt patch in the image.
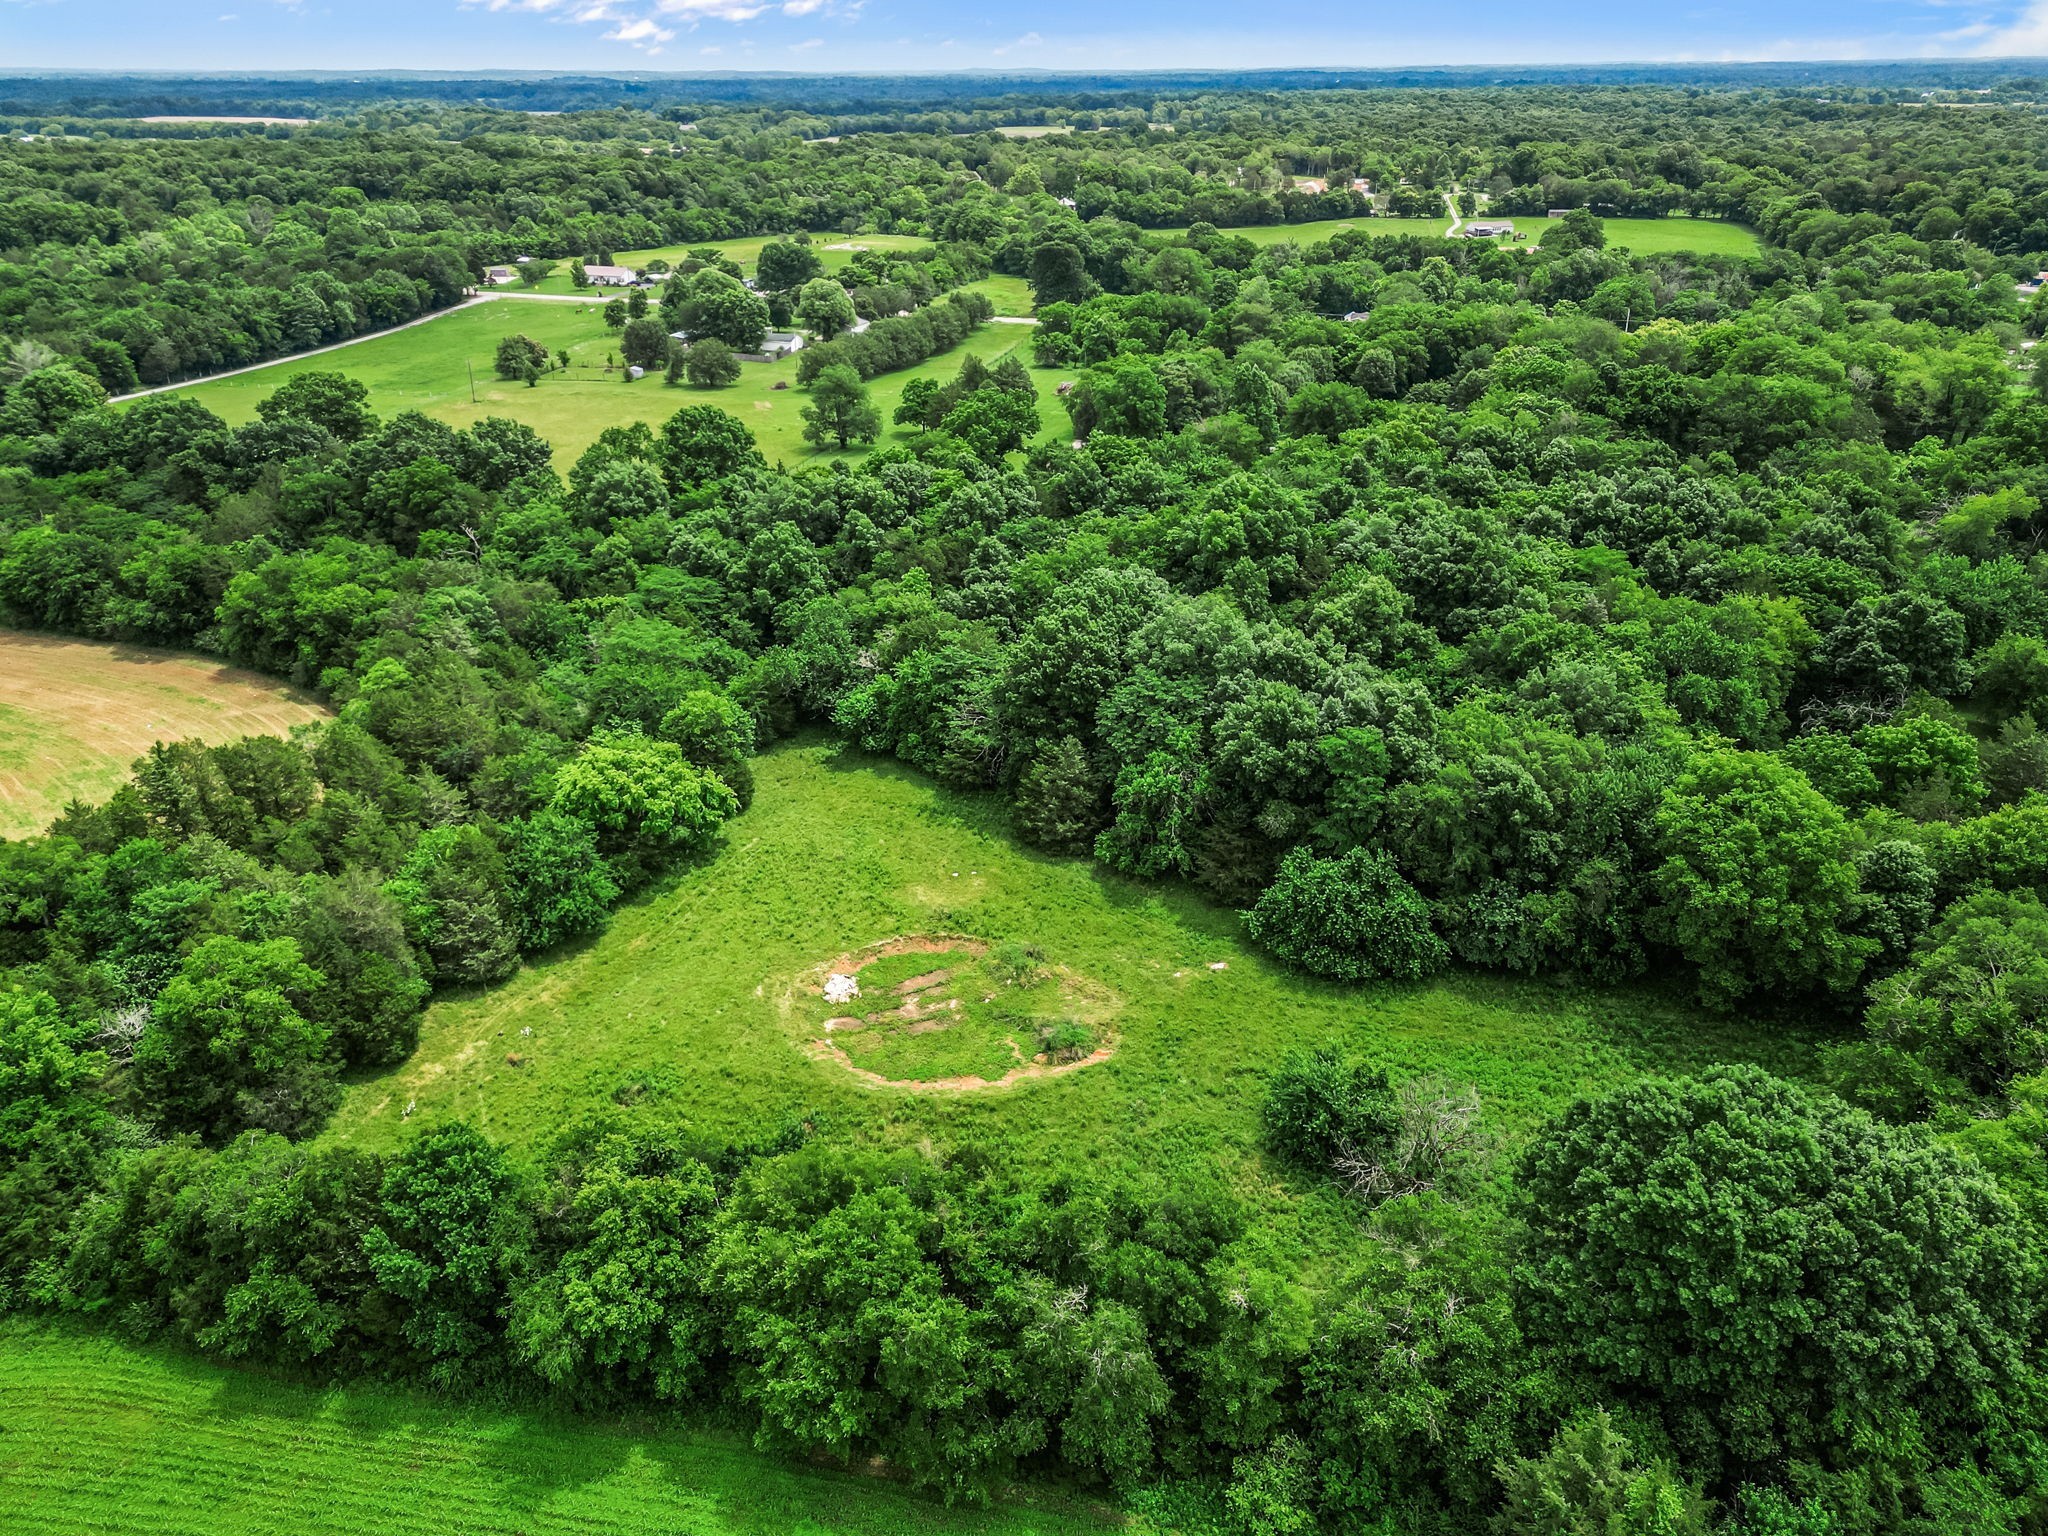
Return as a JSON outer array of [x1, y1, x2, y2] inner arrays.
[[787, 934, 1118, 1091], [0, 630, 329, 839]]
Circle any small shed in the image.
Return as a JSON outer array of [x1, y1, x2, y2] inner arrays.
[[1464, 220, 1516, 238]]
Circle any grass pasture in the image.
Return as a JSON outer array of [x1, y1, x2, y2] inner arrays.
[[327, 739, 1805, 1267], [0, 1321, 1128, 1536], [1164, 214, 1759, 256], [171, 299, 1064, 467], [0, 630, 328, 840]]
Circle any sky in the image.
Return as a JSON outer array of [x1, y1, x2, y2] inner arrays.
[[4, 0, 2048, 74]]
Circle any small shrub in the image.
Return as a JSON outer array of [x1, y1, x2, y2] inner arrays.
[[988, 940, 1048, 987], [1263, 1047, 1398, 1171], [1039, 1019, 1096, 1063]]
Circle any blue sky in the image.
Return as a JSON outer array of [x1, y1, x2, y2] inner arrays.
[[5, 0, 2048, 73]]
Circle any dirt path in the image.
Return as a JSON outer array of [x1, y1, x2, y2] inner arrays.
[[1443, 189, 1465, 237]]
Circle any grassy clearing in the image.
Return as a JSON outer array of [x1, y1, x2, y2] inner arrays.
[[0, 630, 328, 840], [0, 1320, 1129, 1536], [327, 739, 1808, 1270], [170, 300, 1064, 466]]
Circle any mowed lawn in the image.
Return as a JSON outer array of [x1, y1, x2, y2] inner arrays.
[[0, 1321, 1130, 1536], [326, 740, 1808, 1269], [0, 630, 328, 840], [170, 299, 1066, 467]]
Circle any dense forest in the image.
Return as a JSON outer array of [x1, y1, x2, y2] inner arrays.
[[6, 76, 2048, 1536]]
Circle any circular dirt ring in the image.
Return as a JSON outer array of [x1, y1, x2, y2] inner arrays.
[[783, 935, 1118, 1091]]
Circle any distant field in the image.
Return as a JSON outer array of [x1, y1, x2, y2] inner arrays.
[[168, 297, 1063, 466], [1167, 214, 1759, 255], [515, 233, 932, 294], [325, 740, 1807, 1267], [0, 631, 328, 840], [0, 1321, 1127, 1536]]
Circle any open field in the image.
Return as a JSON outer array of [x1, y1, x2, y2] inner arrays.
[[327, 740, 1807, 1267], [1164, 214, 1759, 255], [513, 233, 936, 294], [0, 631, 328, 840], [169, 299, 1065, 466], [0, 1321, 1129, 1536]]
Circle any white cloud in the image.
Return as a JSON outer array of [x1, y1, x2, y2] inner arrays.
[[1966, 0, 2048, 52], [782, 0, 824, 14], [790, 34, 821, 47], [605, 15, 673, 43], [990, 30, 1042, 54]]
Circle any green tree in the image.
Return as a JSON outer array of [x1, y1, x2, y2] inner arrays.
[[894, 375, 941, 431], [755, 238, 824, 292], [254, 371, 375, 441], [657, 403, 764, 488], [657, 689, 757, 810], [1513, 1065, 2034, 1474], [620, 317, 669, 374], [1650, 749, 1871, 1003], [1012, 735, 1102, 853], [1541, 208, 1607, 253], [516, 259, 557, 289], [682, 337, 741, 388], [794, 277, 859, 341], [547, 729, 738, 871], [500, 809, 621, 951], [383, 825, 519, 987], [1244, 846, 1447, 983], [604, 298, 627, 331], [1833, 890, 2048, 1115], [569, 258, 588, 289], [674, 269, 769, 351], [800, 363, 882, 451], [132, 936, 337, 1144], [1494, 1412, 1710, 1536], [512, 1127, 718, 1401], [493, 333, 549, 383], [363, 1122, 521, 1379]]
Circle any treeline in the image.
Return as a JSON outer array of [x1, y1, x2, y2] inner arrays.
[[9, 84, 2048, 396], [795, 290, 997, 382]]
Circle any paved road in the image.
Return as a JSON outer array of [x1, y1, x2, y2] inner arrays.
[[1444, 189, 1464, 237]]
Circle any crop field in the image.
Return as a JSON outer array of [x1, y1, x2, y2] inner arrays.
[[169, 300, 1065, 466], [326, 739, 1805, 1266], [0, 1321, 1129, 1536], [0, 630, 328, 840]]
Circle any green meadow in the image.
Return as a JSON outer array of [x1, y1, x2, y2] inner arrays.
[[170, 300, 1066, 467], [325, 740, 1804, 1270], [0, 1321, 1130, 1536], [1171, 214, 1759, 255]]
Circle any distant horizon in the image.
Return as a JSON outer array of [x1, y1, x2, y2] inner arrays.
[[6, 0, 2048, 77], [6, 58, 2048, 79]]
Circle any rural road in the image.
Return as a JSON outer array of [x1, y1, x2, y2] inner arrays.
[[112, 289, 1035, 402], [1443, 189, 1464, 237]]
